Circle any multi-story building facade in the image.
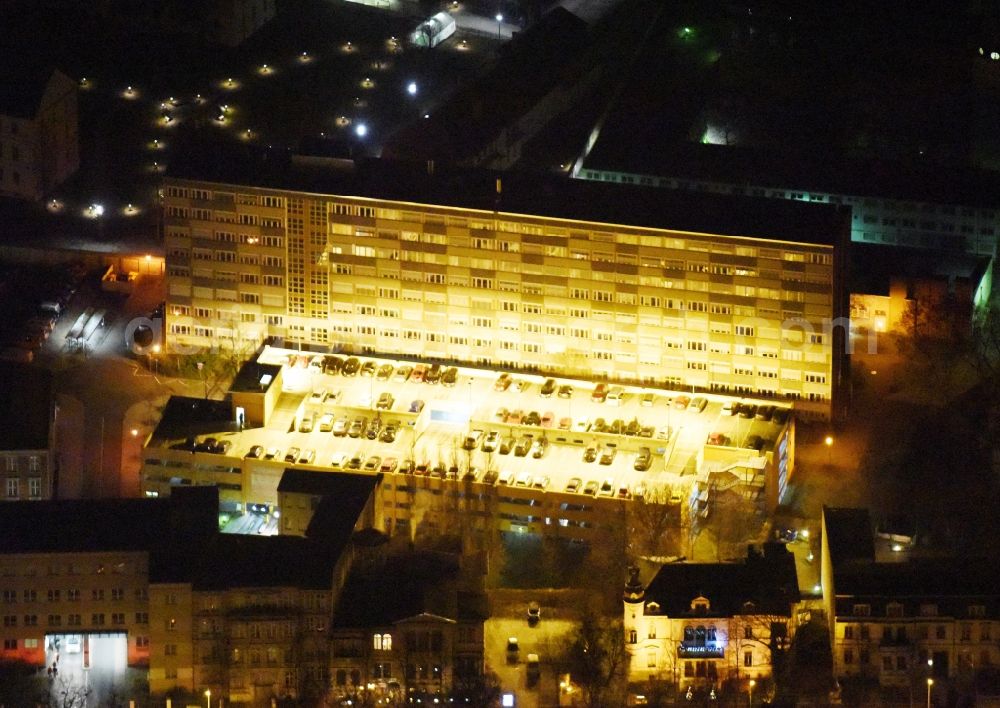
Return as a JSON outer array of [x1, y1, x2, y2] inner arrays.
[[0, 67, 78, 201], [822, 507, 1000, 691], [1, 365, 57, 501], [162, 155, 849, 419], [0, 487, 367, 707], [577, 143, 1000, 258], [329, 551, 486, 705], [623, 544, 800, 702]]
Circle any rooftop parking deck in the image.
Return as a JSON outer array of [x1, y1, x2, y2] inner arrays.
[[145, 347, 793, 511]]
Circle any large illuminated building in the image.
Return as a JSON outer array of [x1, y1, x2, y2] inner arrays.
[[161, 153, 849, 420]]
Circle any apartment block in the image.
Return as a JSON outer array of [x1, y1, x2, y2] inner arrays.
[[578, 143, 1000, 258], [822, 508, 1000, 691], [1, 365, 56, 501], [0, 67, 78, 201], [162, 154, 849, 419]]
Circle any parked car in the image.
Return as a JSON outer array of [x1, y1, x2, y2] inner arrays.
[[514, 435, 533, 457], [463, 429, 484, 451], [380, 457, 398, 473], [740, 404, 758, 419], [506, 637, 519, 664], [524, 411, 541, 426], [707, 431, 727, 446], [410, 364, 427, 382], [342, 357, 360, 376], [540, 378, 556, 397], [557, 384, 573, 399], [346, 455, 363, 470], [318, 413, 335, 432], [640, 392, 655, 407], [625, 419, 641, 436], [330, 452, 348, 468], [376, 364, 394, 381], [360, 361, 377, 377], [565, 477, 582, 493], [599, 446, 617, 465], [583, 446, 598, 463], [399, 459, 415, 474], [332, 418, 349, 436], [540, 411, 555, 428], [498, 436, 515, 455], [507, 409, 523, 425], [591, 383, 608, 402], [633, 447, 652, 472], [482, 469, 499, 485], [674, 395, 691, 410], [379, 423, 398, 443], [323, 356, 344, 375], [607, 386, 626, 406], [494, 373, 512, 391], [245, 445, 264, 459], [376, 392, 394, 410], [299, 414, 315, 433], [573, 418, 591, 433], [515, 471, 532, 486], [756, 405, 775, 422], [772, 408, 791, 425], [744, 435, 765, 451], [531, 438, 549, 459], [364, 456, 382, 471], [599, 478, 615, 496], [591, 418, 607, 433], [690, 396, 708, 413], [722, 400, 738, 415], [409, 400, 425, 414], [284, 447, 301, 463], [425, 363, 442, 384], [482, 431, 500, 452], [393, 365, 412, 382], [583, 480, 599, 495], [558, 417, 572, 430], [366, 418, 381, 440], [348, 417, 366, 438], [441, 367, 458, 386], [264, 447, 280, 460], [527, 603, 541, 625], [498, 470, 515, 485], [298, 449, 316, 464]]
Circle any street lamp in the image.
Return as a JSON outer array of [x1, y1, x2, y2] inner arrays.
[[824, 435, 833, 464], [748, 679, 755, 706], [926, 677, 933, 708], [495, 13, 503, 39], [204, 688, 211, 708]]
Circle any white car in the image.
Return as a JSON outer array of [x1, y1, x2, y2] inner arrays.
[[573, 418, 590, 433], [606, 387, 626, 406], [498, 470, 515, 485], [318, 413, 335, 432], [330, 452, 348, 468]]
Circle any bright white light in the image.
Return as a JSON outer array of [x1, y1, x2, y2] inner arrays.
[[90, 203, 104, 217], [501, 695, 514, 708], [496, 13, 503, 22], [355, 123, 368, 137], [407, 81, 418, 95]]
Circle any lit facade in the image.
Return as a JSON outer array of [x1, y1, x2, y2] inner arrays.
[[622, 547, 799, 700], [1, 365, 56, 503], [161, 164, 846, 420]]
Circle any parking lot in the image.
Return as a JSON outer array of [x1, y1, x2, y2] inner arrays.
[[192, 347, 795, 506]]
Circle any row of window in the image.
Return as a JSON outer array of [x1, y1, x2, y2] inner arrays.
[[2, 588, 144, 602], [843, 622, 992, 642], [4, 477, 43, 499], [851, 603, 987, 618], [1, 611, 138, 627]]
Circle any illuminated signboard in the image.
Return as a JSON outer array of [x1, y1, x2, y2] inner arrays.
[[677, 644, 725, 659]]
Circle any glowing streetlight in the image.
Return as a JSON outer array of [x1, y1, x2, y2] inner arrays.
[[748, 679, 755, 706], [926, 677, 933, 708], [204, 689, 211, 708], [824, 435, 833, 465], [495, 13, 503, 39], [355, 123, 368, 137], [407, 81, 418, 96]]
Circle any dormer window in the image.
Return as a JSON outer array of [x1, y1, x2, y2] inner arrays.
[[646, 601, 661, 614], [690, 596, 711, 614]]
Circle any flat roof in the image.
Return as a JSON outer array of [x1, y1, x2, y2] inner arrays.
[[0, 486, 218, 555], [166, 147, 848, 247], [849, 243, 991, 297], [230, 360, 281, 394], [0, 364, 51, 450]]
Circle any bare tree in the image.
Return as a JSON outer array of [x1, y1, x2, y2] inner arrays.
[[626, 484, 681, 560], [560, 610, 627, 707]]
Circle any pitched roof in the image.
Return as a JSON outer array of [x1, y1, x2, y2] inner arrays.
[[643, 544, 799, 617], [302, 472, 380, 546], [0, 66, 59, 119]]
